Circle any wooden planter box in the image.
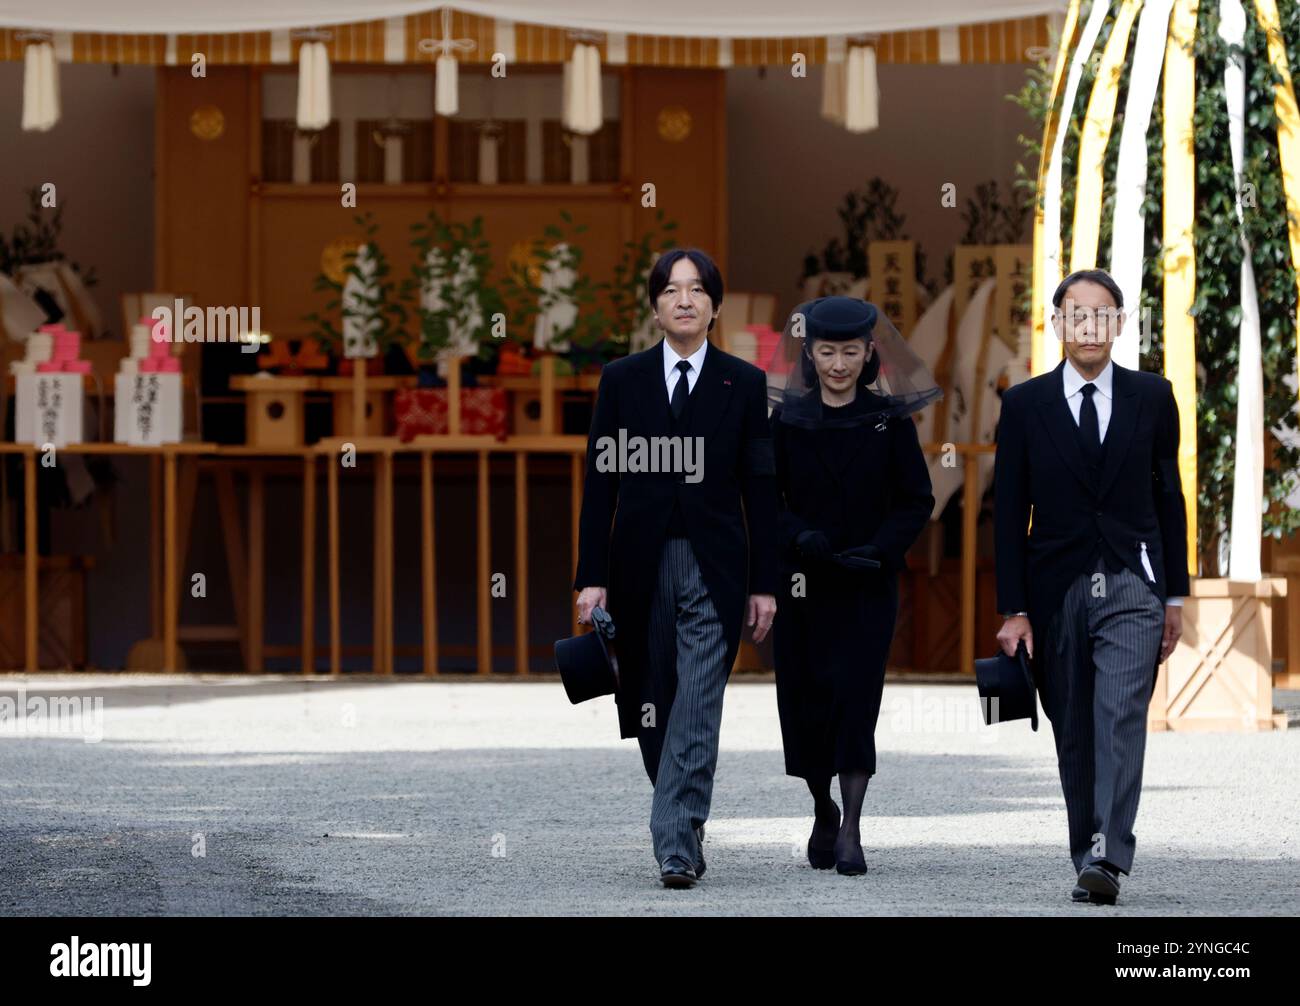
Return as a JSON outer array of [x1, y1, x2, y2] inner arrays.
[[1148, 577, 1288, 732]]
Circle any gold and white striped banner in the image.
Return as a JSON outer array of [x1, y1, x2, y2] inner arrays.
[[0, 14, 1055, 67]]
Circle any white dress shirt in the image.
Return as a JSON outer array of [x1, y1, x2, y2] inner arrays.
[[664, 337, 708, 401], [1062, 358, 1114, 441], [1060, 358, 1182, 607]]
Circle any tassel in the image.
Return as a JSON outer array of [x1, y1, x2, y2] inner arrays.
[[436, 54, 459, 116], [313, 42, 330, 126], [581, 43, 602, 133], [22, 41, 59, 132], [562, 49, 576, 131], [564, 43, 603, 135], [563, 43, 603, 136], [821, 59, 846, 125], [296, 41, 330, 131], [844, 45, 879, 133], [296, 42, 314, 129]]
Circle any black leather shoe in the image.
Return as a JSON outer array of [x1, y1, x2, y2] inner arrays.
[[660, 857, 697, 889], [1078, 863, 1120, 905], [807, 840, 836, 870], [1071, 884, 1089, 903], [834, 840, 867, 877], [807, 803, 840, 870], [694, 825, 706, 879]]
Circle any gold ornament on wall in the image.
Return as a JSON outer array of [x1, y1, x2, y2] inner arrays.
[[507, 239, 545, 287], [321, 236, 361, 285], [189, 104, 225, 141], [657, 105, 692, 142]]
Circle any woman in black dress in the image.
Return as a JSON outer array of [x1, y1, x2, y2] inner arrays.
[[768, 297, 939, 876]]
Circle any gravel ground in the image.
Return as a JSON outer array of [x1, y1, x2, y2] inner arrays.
[[0, 675, 1296, 917]]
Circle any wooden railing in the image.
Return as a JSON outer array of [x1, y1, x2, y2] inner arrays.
[[0, 438, 1000, 675]]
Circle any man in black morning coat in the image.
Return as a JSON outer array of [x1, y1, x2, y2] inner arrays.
[[994, 268, 1188, 906], [573, 248, 779, 888]]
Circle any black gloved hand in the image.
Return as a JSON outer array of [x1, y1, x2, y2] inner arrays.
[[795, 529, 832, 561]]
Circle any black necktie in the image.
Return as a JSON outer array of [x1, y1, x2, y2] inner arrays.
[[1079, 382, 1101, 465], [670, 360, 692, 420]]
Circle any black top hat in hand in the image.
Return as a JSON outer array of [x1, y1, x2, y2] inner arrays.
[[974, 641, 1039, 731], [554, 606, 620, 705]]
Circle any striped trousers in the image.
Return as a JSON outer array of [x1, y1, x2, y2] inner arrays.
[[639, 537, 730, 868], [1041, 557, 1165, 875]]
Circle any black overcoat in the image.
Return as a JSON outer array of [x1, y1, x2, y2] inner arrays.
[[992, 360, 1190, 690], [573, 340, 780, 739], [770, 392, 933, 779]]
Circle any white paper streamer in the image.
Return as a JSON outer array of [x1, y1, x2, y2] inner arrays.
[[1108, 0, 1175, 370], [1038, 0, 1109, 371], [1221, 0, 1263, 581]]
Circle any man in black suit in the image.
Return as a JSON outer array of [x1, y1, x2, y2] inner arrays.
[[573, 248, 778, 888], [994, 268, 1189, 906]]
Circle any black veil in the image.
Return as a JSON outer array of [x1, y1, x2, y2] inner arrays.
[[766, 296, 942, 429]]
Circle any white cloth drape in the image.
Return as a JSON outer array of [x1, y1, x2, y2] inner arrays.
[[1221, 0, 1264, 581], [22, 41, 59, 132], [1108, 0, 1175, 370], [843, 45, 878, 132], [821, 57, 846, 124], [435, 54, 459, 116], [295, 40, 330, 131], [563, 43, 602, 135]]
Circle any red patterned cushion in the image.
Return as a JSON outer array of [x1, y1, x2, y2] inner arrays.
[[394, 388, 508, 443]]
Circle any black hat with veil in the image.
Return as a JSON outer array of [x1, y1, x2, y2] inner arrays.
[[765, 296, 942, 429]]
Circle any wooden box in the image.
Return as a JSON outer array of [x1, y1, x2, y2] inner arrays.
[[1149, 577, 1288, 732], [231, 375, 316, 447]]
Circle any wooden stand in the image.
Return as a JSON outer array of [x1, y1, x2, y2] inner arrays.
[[231, 376, 316, 448], [1149, 577, 1289, 732], [318, 376, 415, 438]]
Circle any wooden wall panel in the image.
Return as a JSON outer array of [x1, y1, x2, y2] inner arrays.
[[155, 64, 727, 345], [627, 68, 727, 273], [258, 197, 435, 338], [155, 67, 251, 308]]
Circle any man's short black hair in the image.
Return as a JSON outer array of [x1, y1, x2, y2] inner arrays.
[[647, 248, 724, 331], [1052, 268, 1124, 309]]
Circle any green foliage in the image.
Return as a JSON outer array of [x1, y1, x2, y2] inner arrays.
[[501, 210, 605, 365], [1012, 1, 1300, 571], [800, 176, 929, 291], [958, 181, 1029, 245], [304, 212, 408, 356], [404, 212, 503, 364], [0, 185, 98, 287], [1186, 2, 1300, 571], [605, 209, 678, 355]]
